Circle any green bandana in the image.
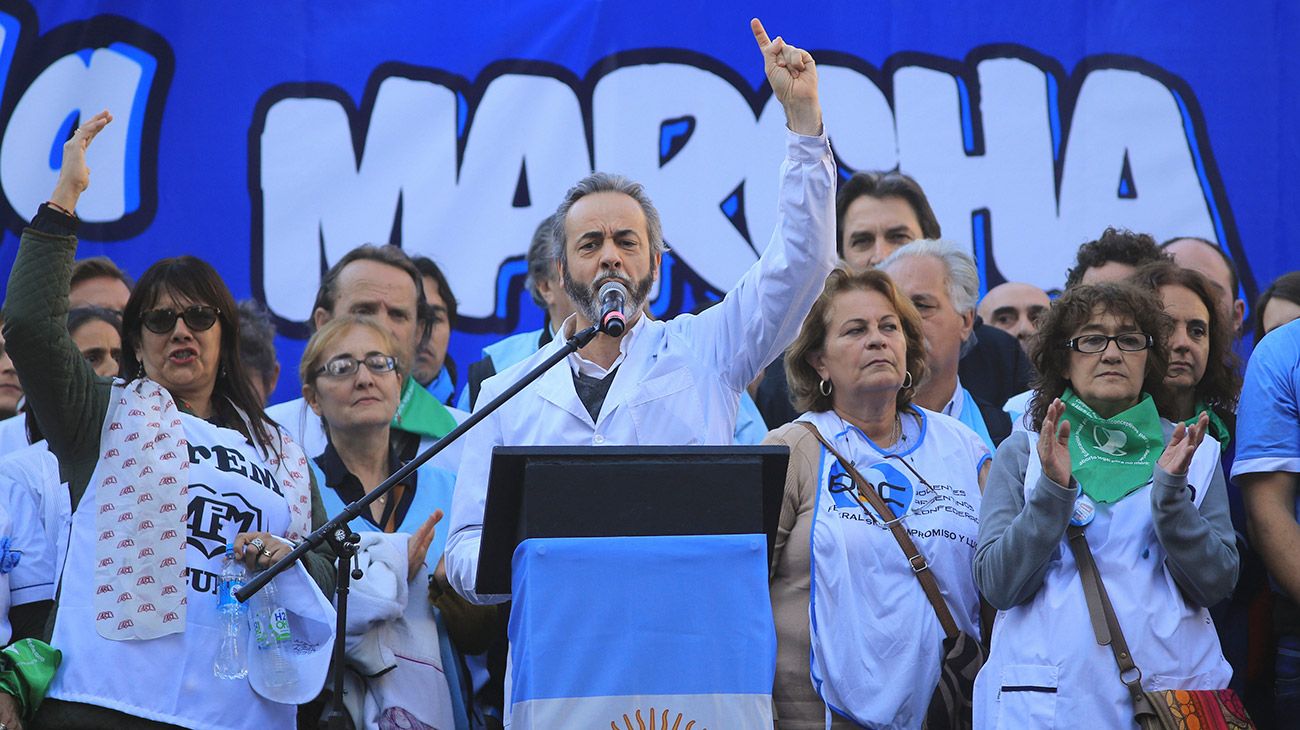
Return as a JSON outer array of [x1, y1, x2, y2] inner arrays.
[[1184, 401, 1231, 451], [0, 639, 61, 719], [391, 376, 458, 440], [1060, 388, 1164, 504]]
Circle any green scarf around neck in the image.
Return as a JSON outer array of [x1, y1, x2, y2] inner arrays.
[[391, 376, 458, 440], [1184, 400, 1231, 451], [1059, 388, 1164, 504]]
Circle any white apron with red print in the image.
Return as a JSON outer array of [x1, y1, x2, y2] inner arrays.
[[48, 405, 333, 729]]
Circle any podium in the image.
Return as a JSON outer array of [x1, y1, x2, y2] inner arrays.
[[477, 446, 788, 729]]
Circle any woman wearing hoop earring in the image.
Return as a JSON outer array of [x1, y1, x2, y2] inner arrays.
[[765, 267, 991, 728]]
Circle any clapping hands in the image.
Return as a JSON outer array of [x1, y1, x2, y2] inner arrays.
[[1037, 398, 1073, 487], [1157, 412, 1209, 477]]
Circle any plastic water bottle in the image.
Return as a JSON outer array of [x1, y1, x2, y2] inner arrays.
[[213, 543, 248, 679], [250, 574, 297, 688]]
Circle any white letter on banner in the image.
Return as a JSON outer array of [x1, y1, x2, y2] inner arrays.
[[1057, 68, 1216, 249], [593, 63, 758, 293], [437, 74, 589, 319], [819, 64, 899, 172], [1, 44, 156, 223], [895, 58, 1061, 287], [258, 77, 457, 325], [745, 64, 898, 250]]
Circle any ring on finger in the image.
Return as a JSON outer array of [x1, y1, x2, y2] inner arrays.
[[249, 537, 266, 552]]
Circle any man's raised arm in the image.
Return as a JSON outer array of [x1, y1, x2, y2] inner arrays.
[[683, 20, 836, 390]]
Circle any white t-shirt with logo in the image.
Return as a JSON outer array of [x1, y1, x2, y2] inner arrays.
[[802, 407, 989, 727], [48, 411, 331, 729]]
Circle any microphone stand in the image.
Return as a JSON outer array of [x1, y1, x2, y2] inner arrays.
[[236, 323, 601, 729]]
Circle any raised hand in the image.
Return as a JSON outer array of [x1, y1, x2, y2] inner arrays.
[[1157, 412, 1208, 477], [407, 509, 443, 582], [751, 18, 821, 136], [50, 109, 112, 213], [1038, 398, 1073, 487]]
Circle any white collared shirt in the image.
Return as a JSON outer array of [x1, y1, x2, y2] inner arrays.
[[941, 378, 965, 419], [566, 314, 646, 379]]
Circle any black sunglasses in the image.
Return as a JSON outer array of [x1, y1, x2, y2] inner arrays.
[[141, 305, 221, 334]]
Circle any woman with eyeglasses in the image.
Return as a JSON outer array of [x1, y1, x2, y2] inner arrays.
[[973, 281, 1238, 728], [765, 267, 991, 728], [299, 315, 486, 729], [3, 112, 336, 729]]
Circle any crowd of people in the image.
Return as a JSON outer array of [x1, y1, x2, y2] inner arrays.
[[0, 19, 1297, 730]]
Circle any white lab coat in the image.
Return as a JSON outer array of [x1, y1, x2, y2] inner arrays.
[[445, 129, 837, 604]]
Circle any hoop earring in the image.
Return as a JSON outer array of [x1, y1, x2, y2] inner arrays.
[[819, 379, 833, 397], [902, 371, 913, 390]]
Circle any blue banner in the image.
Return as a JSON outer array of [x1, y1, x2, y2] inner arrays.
[[1, 1, 1292, 404]]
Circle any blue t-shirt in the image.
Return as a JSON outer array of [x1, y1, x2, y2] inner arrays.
[[1232, 319, 1300, 482]]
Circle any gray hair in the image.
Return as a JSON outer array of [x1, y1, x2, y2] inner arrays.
[[549, 172, 665, 264], [524, 215, 558, 309], [878, 239, 980, 315]]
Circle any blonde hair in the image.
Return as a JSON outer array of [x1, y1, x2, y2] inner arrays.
[[299, 315, 408, 392], [785, 266, 929, 413]]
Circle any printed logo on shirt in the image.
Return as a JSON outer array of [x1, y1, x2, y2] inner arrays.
[[185, 482, 264, 559], [826, 459, 915, 521]]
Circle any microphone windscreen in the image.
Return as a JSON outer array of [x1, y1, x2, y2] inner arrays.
[[598, 280, 629, 302]]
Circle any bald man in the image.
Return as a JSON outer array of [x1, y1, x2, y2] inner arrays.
[[978, 282, 1050, 354], [1162, 237, 1246, 336]]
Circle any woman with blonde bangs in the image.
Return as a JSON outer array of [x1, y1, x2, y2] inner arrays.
[[300, 315, 488, 729], [766, 267, 990, 728]]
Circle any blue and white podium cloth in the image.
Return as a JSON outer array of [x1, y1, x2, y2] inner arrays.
[[508, 534, 776, 728]]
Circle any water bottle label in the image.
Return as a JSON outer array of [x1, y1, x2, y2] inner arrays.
[[217, 578, 245, 611], [270, 607, 291, 642], [252, 615, 270, 646]]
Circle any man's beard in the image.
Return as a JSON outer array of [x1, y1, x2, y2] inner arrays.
[[562, 266, 655, 334]]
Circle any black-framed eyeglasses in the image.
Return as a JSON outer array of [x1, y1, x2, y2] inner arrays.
[[141, 305, 221, 334], [1063, 332, 1153, 354], [316, 353, 397, 379]]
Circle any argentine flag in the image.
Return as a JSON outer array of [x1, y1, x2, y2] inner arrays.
[[508, 534, 776, 728]]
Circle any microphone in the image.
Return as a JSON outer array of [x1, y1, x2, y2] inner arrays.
[[597, 280, 629, 337]]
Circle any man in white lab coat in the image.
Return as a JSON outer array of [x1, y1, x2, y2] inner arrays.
[[445, 19, 836, 603]]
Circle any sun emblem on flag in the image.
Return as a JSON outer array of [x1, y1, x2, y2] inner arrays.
[[610, 708, 705, 730]]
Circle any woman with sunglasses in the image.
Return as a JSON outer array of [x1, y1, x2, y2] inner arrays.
[[299, 315, 487, 729], [3, 112, 336, 729], [973, 282, 1238, 728], [765, 267, 991, 728]]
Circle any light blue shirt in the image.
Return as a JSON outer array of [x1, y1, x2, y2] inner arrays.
[[1232, 319, 1300, 482]]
